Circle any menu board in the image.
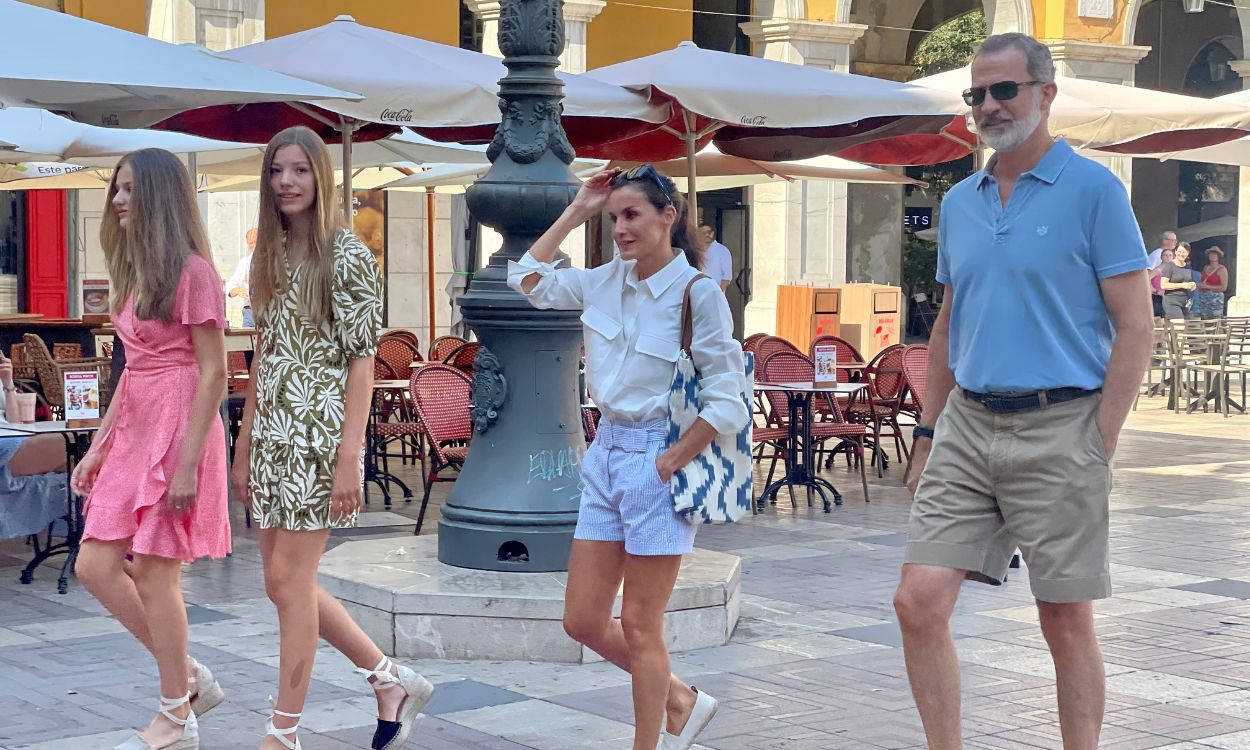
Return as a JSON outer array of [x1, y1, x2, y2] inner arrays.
[[813, 343, 838, 388], [64, 371, 100, 419]]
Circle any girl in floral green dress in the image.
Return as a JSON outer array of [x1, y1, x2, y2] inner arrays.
[[231, 126, 433, 750]]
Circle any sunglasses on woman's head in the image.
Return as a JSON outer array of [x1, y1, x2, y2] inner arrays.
[[610, 163, 674, 205], [962, 80, 1043, 107]]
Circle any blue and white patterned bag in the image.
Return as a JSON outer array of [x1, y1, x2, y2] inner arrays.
[[667, 274, 755, 525]]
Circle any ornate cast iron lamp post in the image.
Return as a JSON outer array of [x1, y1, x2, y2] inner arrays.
[[437, 0, 585, 572]]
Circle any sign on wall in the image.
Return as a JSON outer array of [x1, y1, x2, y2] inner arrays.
[[904, 207, 933, 231]]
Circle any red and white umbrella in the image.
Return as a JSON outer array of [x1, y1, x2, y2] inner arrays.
[[581, 43, 965, 211], [0, 0, 357, 121], [902, 66, 1250, 158], [146, 15, 666, 194]]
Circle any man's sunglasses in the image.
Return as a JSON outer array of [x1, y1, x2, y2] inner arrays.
[[962, 80, 1043, 107], [611, 163, 674, 205]]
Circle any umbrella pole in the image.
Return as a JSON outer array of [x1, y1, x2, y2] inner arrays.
[[682, 111, 699, 222], [340, 118, 355, 224], [426, 187, 437, 347]]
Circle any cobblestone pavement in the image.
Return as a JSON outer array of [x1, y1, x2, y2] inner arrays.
[[2, 399, 1249, 749]]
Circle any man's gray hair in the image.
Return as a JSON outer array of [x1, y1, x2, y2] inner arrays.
[[976, 33, 1055, 83]]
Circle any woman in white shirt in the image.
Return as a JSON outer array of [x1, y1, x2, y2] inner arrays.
[[509, 165, 747, 750]]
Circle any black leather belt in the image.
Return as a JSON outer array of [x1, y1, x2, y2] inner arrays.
[[962, 387, 1100, 413]]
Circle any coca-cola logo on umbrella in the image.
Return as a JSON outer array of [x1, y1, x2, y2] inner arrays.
[[380, 108, 415, 123]]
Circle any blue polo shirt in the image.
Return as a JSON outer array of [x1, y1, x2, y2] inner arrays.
[[936, 139, 1148, 393]]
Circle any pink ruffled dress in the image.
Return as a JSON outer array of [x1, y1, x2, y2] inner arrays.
[[82, 254, 231, 561]]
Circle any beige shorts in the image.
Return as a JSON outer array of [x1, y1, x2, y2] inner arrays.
[[905, 389, 1113, 603]]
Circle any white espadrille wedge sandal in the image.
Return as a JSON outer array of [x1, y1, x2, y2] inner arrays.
[[113, 693, 198, 750], [356, 656, 435, 750], [264, 698, 303, 750]]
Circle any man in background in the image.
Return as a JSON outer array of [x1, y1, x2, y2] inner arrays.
[[699, 224, 733, 293], [227, 227, 257, 328], [1146, 229, 1176, 268]]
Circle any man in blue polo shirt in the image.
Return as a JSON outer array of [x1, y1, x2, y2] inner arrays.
[[892, 33, 1154, 749]]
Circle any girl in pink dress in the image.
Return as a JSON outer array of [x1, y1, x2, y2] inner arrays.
[[72, 148, 230, 750]]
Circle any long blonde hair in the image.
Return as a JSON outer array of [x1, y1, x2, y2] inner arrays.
[[251, 126, 347, 328], [101, 148, 214, 322]]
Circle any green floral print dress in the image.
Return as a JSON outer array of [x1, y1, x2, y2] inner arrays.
[[249, 229, 383, 530]]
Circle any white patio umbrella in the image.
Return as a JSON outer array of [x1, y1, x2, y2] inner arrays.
[[583, 42, 964, 214], [147, 15, 667, 221], [1149, 136, 1250, 167], [0, 107, 486, 192], [0, 0, 358, 121], [197, 131, 487, 178], [607, 145, 927, 191], [1177, 215, 1236, 242], [908, 66, 1250, 155], [1138, 91, 1250, 166], [383, 147, 922, 193], [0, 162, 114, 189], [0, 107, 260, 166]]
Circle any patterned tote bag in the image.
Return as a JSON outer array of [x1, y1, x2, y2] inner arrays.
[[667, 274, 755, 524]]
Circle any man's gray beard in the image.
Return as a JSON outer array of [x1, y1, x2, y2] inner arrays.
[[977, 100, 1042, 152]]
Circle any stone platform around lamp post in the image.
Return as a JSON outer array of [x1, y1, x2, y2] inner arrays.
[[318, 536, 741, 663]]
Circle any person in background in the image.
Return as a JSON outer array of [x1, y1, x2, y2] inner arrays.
[[1149, 247, 1175, 323], [227, 228, 257, 328], [1146, 229, 1176, 268], [1175, 242, 1201, 315], [699, 224, 732, 293], [1159, 245, 1196, 321], [0, 351, 70, 541], [1196, 246, 1229, 320]]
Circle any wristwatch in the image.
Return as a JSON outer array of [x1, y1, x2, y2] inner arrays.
[[912, 425, 935, 441]]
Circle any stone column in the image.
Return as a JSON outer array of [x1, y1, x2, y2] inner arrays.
[[1229, 61, 1250, 315], [1045, 40, 1151, 190], [552, 0, 603, 269], [468, 0, 603, 72], [739, 20, 873, 335], [464, 0, 503, 56], [559, 0, 605, 74]]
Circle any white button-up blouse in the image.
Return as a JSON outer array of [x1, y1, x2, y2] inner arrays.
[[507, 250, 749, 436]]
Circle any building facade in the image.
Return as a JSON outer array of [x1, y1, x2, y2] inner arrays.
[[8, 0, 1245, 331]]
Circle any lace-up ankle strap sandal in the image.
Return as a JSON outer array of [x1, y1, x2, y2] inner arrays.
[[265, 697, 302, 750], [356, 656, 435, 750], [113, 692, 199, 750]]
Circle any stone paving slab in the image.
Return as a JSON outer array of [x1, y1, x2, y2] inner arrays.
[[1, 400, 1248, 748]]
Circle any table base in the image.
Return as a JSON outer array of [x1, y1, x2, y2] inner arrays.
[[21, 515, 81, 595], [18, 428, 91, 594], [758, 468, 843, 513]]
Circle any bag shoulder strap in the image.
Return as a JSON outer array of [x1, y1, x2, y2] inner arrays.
[[680, 273, 711, 355]]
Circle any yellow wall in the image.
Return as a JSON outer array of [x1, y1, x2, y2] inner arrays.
[[266, 0, 459, 45], [62, 0, 147, 35], [587, 0, 693, 69], [807, 0, 839, 22], [1033, 0, 1127, 42]]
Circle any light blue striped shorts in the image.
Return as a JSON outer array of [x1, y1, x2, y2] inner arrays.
[[576, 418, 697, 556]]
